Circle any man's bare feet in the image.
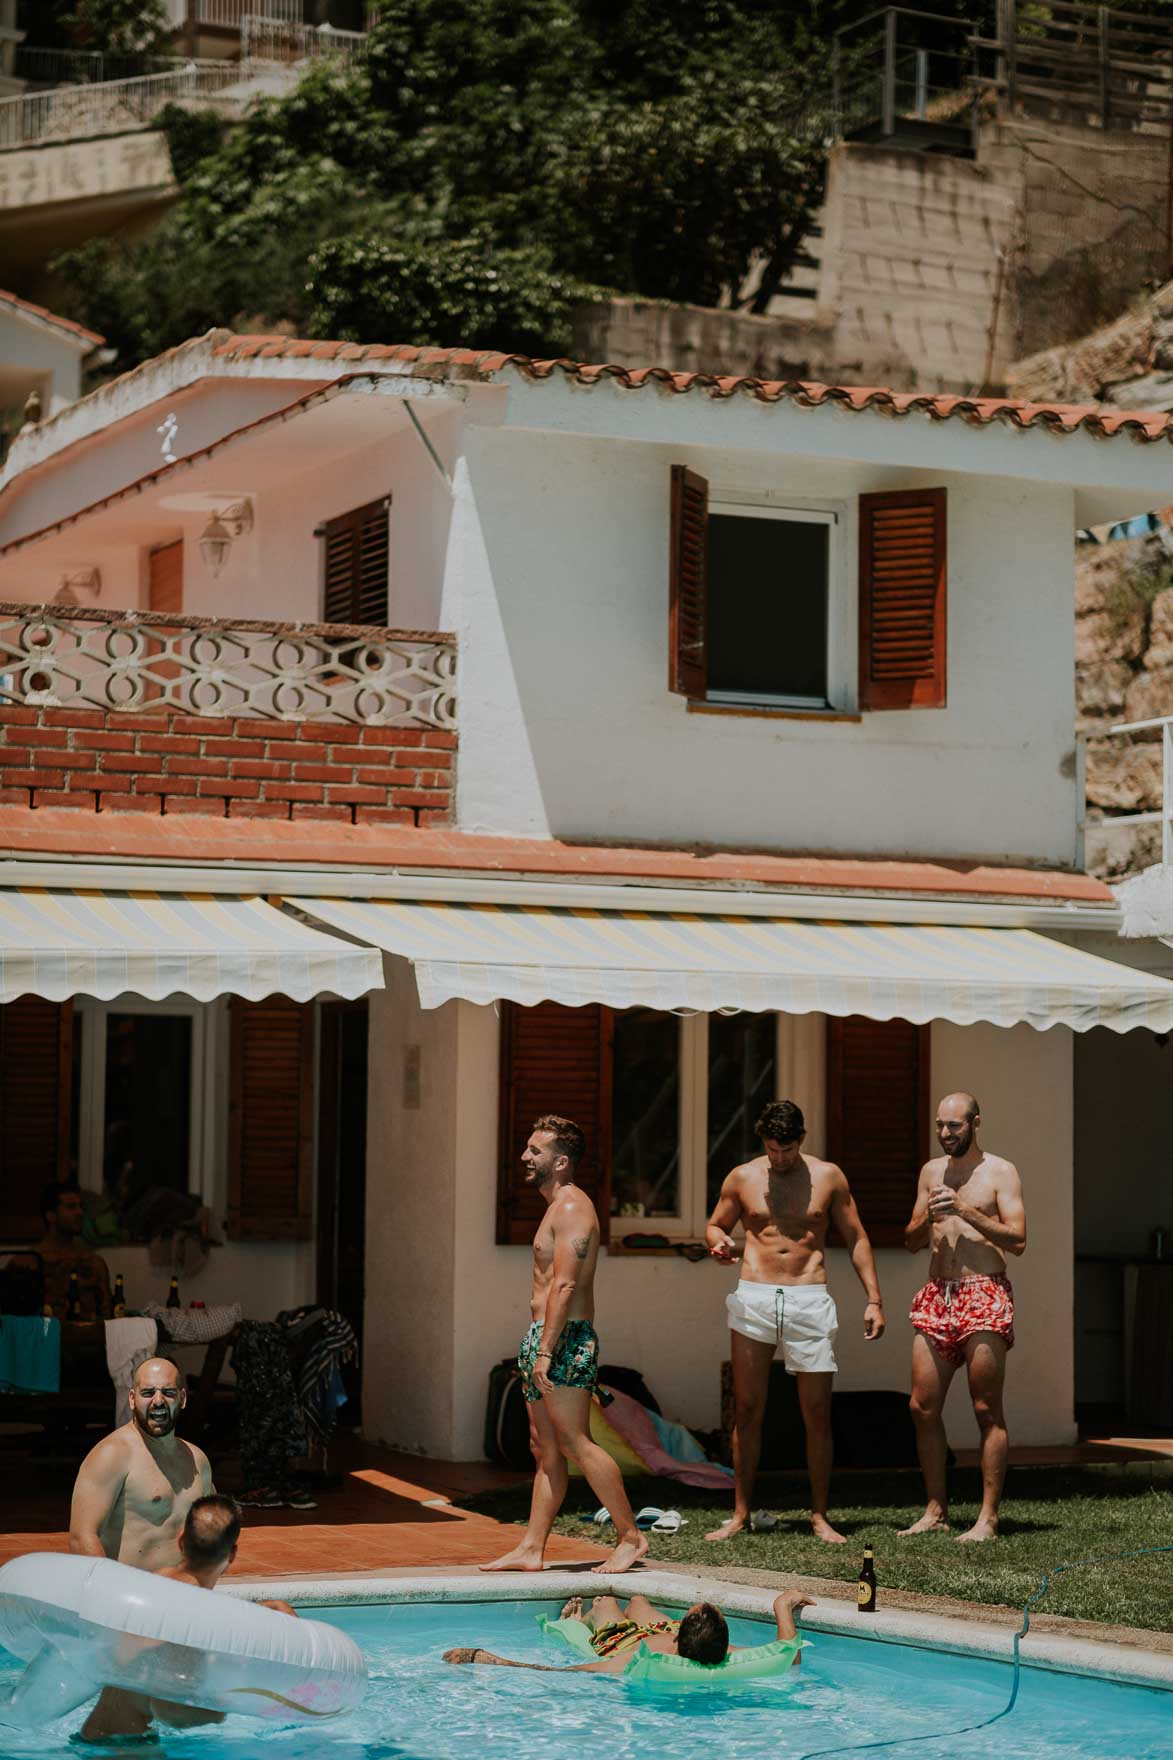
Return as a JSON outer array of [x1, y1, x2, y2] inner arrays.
[[704, 1516, 748, 1542], [956, 1516, 999, 1543], [811, 1515, 848, 1544], [591, 1532, 649, 1574], [560, 1595, 585, 1620], [897, 1509, 951, 1536], [479, 1542, 546, 1572]]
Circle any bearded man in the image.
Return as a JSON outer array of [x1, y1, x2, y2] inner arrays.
[[69, 1357, 215, 1569]]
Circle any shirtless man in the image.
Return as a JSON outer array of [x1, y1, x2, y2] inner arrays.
[[705, 1099, 884, 1545], [444, 1589, 813, 1673], [79, 1494, 297, 1743], [69, 1357, 214, 1569], [900, 1092, 1026, 1543], [35, 1181, 112, 1321], [481, 1114, 648, 1576]]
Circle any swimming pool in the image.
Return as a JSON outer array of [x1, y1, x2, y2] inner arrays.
[[2, 1576, 1170, 1760]]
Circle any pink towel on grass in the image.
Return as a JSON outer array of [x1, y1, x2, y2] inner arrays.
[[599, 1385, 733, 1490]]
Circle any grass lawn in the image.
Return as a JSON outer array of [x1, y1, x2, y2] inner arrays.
[[463, 1466, 1173, 1633]]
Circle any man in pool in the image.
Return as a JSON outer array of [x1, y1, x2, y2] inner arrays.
[[69, 1356, 215, 1570], [79, 1494, 298, 1742], [481, 1114, 648, 1576], [705, 1099, 885, 1545], [443, 1589, 813, 1672], [900, 1092, 1026, 1543]]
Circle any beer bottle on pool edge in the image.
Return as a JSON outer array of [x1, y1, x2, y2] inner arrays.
[[858, 1546, 877, 1613]]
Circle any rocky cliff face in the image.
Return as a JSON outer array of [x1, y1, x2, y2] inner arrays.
[[1078, 533, 1173, 877]]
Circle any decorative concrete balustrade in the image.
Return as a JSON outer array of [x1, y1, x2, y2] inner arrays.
[[0, 604, 456, 826]]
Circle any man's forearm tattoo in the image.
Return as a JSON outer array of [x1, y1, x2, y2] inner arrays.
[[572, 1235, 591, 1260]]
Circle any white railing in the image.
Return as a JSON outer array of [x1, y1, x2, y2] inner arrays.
[[240, 13, 367, 62], [164, 0, 304, 27], [0, 58, 267, 150], [0, 605, 457, 730], [1077, 715, 1173, 868]]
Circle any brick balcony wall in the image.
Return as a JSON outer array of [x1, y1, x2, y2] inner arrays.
[[0, 705, 455, 826]]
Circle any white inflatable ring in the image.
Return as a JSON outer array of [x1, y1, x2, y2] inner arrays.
[[0, 1553, 366, 1726]]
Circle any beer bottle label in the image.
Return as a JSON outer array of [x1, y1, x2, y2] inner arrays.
[[857, 1581, 874, 1607]]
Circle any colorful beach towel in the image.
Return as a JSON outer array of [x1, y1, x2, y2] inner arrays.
[[569, 1384, 733, 1489]]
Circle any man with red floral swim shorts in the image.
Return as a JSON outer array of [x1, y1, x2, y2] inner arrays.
[[900, 1093, 1026, 1543]]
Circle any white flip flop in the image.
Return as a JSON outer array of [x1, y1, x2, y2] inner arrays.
[[634, 1506, 666, 1529], [650, 1510, 688, 1535], [750, 1509, 780, 1533], [591, 1508, 613, 1525]]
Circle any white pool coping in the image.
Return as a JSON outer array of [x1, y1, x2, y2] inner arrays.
[[221, 1569, 1173, 1694]]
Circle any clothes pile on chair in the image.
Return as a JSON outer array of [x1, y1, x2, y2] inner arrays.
[[276, 1306, 359, 1446], [231, 1309, 358, 1509]]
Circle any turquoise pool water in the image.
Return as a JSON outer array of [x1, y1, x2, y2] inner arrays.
[[1, 1598, 1171, 1760]]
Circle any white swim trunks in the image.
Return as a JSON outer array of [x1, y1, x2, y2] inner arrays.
[[725, 1282, 838, 1374]]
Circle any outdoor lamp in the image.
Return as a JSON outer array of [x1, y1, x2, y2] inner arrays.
[[197, 500, 253, 577]]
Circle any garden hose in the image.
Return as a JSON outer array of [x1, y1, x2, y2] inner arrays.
[[793, 1541, 1173, 1760]]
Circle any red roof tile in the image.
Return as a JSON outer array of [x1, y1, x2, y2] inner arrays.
[[0, 290, 104, 349], [201, 333, 1173, 442], [0, 807, 1116, 905]]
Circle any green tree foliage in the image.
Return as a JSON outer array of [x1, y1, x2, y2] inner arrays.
[[59, 0, 168, 55], [53, 0, 836, 367]]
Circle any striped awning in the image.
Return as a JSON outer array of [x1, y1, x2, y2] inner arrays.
[[0, 888, 383, 1004], [289, 897, 1173, 1033]]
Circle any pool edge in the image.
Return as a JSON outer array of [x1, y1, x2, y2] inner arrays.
[[218, 1569, 1173, 1694]]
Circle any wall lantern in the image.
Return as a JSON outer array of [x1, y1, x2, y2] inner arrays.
[[54, 567, 102, 605], [198, 500, 253, 578]]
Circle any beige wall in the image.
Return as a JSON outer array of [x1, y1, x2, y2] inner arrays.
[[361, 967, 1077, 1460]]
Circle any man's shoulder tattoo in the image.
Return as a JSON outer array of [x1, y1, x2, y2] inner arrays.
[[571, 1235, 592, 1260]]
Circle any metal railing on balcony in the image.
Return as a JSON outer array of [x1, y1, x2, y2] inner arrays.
[[0, 57, 269, 150], [0, 604, 457, 730], [832, 7, 979, 144], [162, 0, 305, 28], [240, 13, 367, 62], [1078, 714, 1173, 871], [13, 45, 188, 87]]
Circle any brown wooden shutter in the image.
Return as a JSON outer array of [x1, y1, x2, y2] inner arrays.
[[497, 1002, 613, 1246], [669, 466, 708, 697], [148, 540, 183, 613], [319, 497, 390, 625], [227, 998, 314, 1241], [825, 1014, 929, 1249], [859, 488, 946, 710], [0, 998, 73, 1240]]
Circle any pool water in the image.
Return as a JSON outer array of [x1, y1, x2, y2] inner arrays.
[[1, 1598, 1170, 1760]]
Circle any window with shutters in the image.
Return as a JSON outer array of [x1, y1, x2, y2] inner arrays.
[[825, 1015, 930, 1249], [228, 997, 314, 1241], [707, 504, 834, 709], [318, 497, 390, 627], [859, 488, 946, 710]]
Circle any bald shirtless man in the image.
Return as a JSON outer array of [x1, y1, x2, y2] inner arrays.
[[900, 1092, 1026, 1543], [481, 1114, 648, 1576], [705, 1099, 884, 1545], [69, 1357, 214, 1569]]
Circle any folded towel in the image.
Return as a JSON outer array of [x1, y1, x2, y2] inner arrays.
[[104, 1317, 158, 1425], [0, 1314, 60, 1394]]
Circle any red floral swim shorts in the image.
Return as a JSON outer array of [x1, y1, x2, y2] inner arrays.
[[909, 1274, 1015, 1366]]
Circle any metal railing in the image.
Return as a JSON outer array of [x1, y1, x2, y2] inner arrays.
[[0, 58, 269, 150], [162, 0, 305, 27], [240, 13, 367, 62], [13, 45, 187, 87], [1078, 714, 1173, 869], [832, 7, 978, 141], [0, 605, 457, 730]]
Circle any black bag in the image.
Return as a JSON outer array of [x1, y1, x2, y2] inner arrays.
[[0, 1250, 45, 1317], [596, 1364, 662, 1415], [484, 1358, 533, 1470]]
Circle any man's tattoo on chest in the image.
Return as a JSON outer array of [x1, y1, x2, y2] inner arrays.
[[572, 1235, 591, 1260]]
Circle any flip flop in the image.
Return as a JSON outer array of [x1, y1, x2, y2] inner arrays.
[[650, 1510, 688, 1534], [750, 1509, 780, 1533], [634, 1506, 666, 1529], [591, 1508, 614, 1526]]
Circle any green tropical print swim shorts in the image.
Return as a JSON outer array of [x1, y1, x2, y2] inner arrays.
[[518, 1318, 599, 1403]]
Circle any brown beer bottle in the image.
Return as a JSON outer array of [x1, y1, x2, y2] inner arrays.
[[857, 1546, 877, 1614], [112, 1273, 126, 1318], [166, 1276, 181, 1309], [66, 1271, 81, 1321]]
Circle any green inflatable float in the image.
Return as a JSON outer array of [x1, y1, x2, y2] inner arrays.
[[537, 1613, 807, 1687]]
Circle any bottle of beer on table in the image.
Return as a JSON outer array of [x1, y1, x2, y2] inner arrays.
[[857, 1546, 877, 1614], [166, 1276, 181, 1309], [66, 1271, 81, 1321], [112, 1273, 126, 1317]]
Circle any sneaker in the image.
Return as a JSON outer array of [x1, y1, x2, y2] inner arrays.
[[237, 1487, 283, 1509]]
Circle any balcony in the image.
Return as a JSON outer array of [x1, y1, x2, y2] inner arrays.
[[0, 58, 273, 150], [0, 604, 456, 826]]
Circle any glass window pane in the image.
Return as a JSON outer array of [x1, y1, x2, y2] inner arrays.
[[103, 1013, 192, 1237], [707, 1013, 776, 1214], [611, 1010, 680, 1220], [707, 514, 829, 701]]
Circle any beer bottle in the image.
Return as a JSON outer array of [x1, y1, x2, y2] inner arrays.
[[66, 1271, 81, 1322], [857, 1545, 877, 1614], [166, 1276, 181, 1309], [112, 1273, 126, 1318]]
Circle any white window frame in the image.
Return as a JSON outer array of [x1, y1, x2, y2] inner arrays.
[[706, 495, 852, 713], [611, 1013, 790, 1240], [74, 995, 220, 1209]]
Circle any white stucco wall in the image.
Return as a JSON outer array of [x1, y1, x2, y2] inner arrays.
[[0, 310, 87, 416], [361, 968, 1076, 1462], [445, 425, 1078, 865]]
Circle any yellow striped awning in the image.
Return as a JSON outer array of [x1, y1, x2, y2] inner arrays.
[[0, 888, 383, 1004], [288, 897, 1173, 1033]]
